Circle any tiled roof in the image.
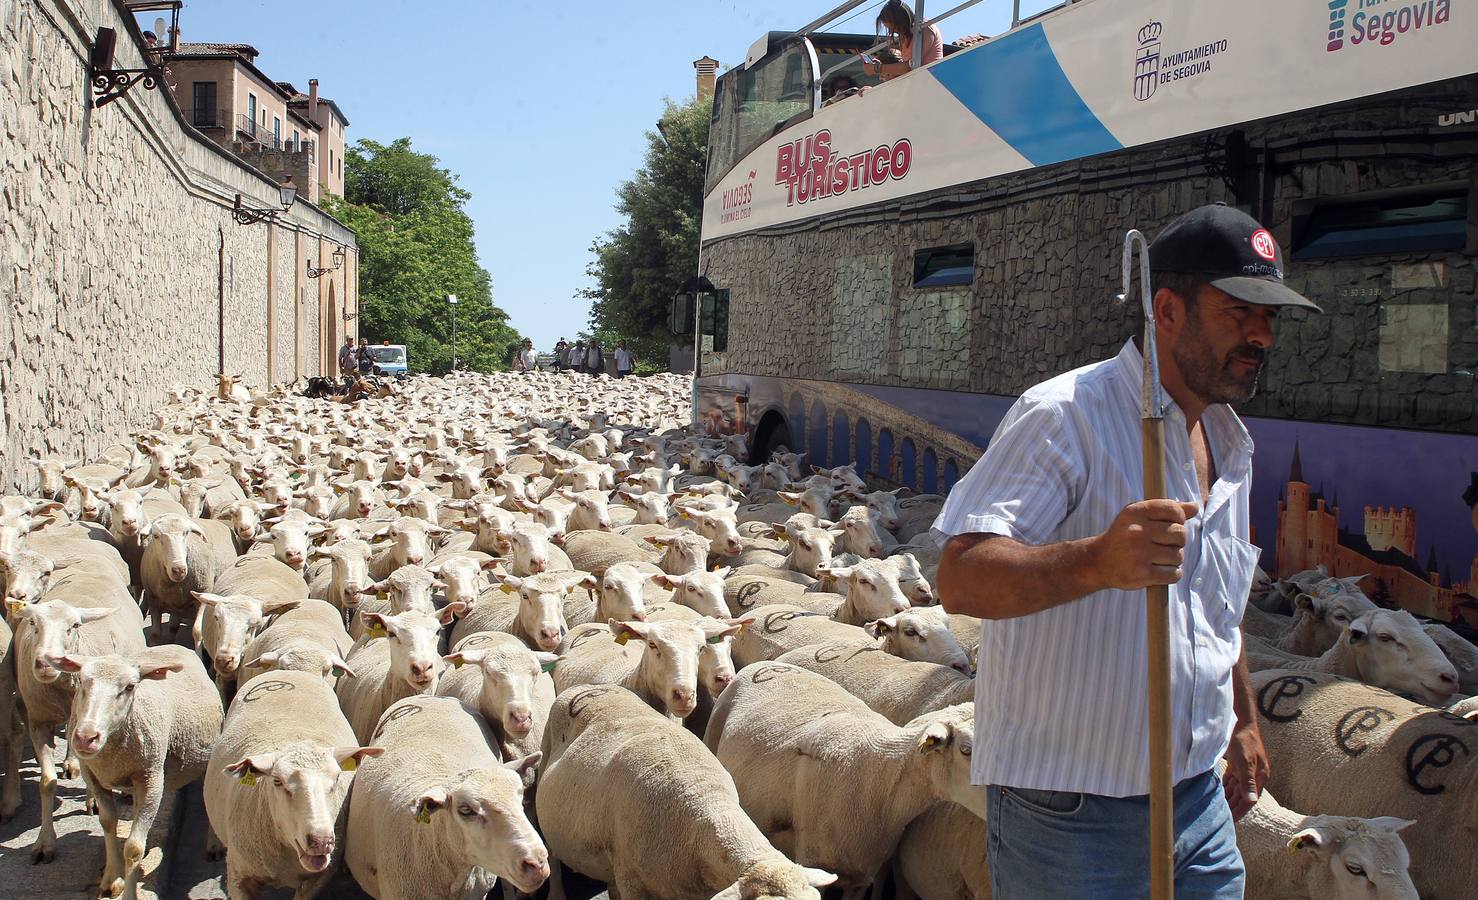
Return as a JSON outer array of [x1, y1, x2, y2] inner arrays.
[[174, 42, 259, 59]]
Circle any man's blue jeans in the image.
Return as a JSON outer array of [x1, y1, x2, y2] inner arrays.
[[987, 770, 1244, 899]]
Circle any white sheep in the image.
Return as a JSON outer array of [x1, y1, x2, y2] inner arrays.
[[1236, 790, 1417, 900], [205, 669, 381, 897], [335, 605, 462, 742], [451, 571, 584, 651], [139, 513, 237, 639], [553, 617, 743, 720], [237, 598, 354, 687], [776, 641, 976, 725], [1246, 609, 1458, 706], [438, 630, 557, 759], [537, 684, 836, 900], [345, 695, 548, 899], [51, 646, 223, 899], [705, 663, 982, 897]]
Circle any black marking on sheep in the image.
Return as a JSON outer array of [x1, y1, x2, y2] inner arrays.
[[567, 686, 617, 719], [240, 679, 295, 703], [1335, 707, 1395, 758], [750, 663, 794, 684], [455, 633, 497, 650], [1406, 734, 1469, 795], [761, 610, 821, 634], [373, 702, 424, 740], [735, 581, 766, 609], [567, 628, 606, 651], [1258, 674, 1317, 723]]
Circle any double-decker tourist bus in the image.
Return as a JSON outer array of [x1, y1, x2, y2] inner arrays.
[[691, 0, 1478, 631]]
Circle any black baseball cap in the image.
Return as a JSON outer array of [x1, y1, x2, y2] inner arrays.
[[1149, 204, 1321, 311]]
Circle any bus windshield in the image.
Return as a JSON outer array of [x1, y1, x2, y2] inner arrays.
[[706, 36, 817, 195]]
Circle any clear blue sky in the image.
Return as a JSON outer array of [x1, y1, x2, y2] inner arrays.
[[177, 0, 1049, 349]]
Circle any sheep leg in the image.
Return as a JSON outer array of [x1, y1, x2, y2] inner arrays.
[[891, 858, 919, 900], [28, 723, 59, 863], [146, 592, 164, 641], [1, 711, 22, 819], [88, 770, 125, 898], [120, 772, 164, 900]]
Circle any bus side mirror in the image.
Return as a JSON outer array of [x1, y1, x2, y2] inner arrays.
[[670, 293, 694, 337]]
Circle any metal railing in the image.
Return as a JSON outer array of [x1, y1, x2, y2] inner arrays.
[[180, 106, 228, 129]]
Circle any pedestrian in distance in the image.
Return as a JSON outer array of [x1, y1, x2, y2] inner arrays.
[[585, 339, 605, 376], [515, 339, 537, 373], [570, 340, 587, 375], [356, 338, 374, 377], [614, 340, 634, 379], [933, 204, 1321, 899], [338, 336, 357, 377], [553, 338, 569, 372]]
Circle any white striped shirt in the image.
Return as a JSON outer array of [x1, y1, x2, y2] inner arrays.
[[932, 340, 1259, 797]]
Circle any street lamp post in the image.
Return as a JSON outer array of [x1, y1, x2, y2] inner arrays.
[[446, 294, 459, 371]]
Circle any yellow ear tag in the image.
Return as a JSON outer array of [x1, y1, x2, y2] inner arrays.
[[240, 771, 258, 787], [500, 584, 515, 595], [451, 657, 465, 669], [340, 757, 358, 772], [1286, 836, 1306, 855], [366, 624, 387, 639], [613, 631, 630, 646], [376, 591, 388, 602], [5, 599, 23, 614], [540, 660, 558, 674], [414, 807, 433, 825]]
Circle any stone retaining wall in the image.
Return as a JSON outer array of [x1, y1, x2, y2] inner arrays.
[[0, 0, 359, 493]]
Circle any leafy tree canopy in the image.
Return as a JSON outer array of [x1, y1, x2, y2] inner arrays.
[[325, 138, 522, 374], [580, 96, 707, 370]]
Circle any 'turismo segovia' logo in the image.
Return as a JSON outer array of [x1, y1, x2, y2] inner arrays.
[[1134, 21, 1162, 101], [1326, 0, 1452, 53]]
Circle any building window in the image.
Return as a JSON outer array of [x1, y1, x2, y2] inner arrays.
[[273, 117, 281, 148], [190, 82, 217, 126], [292, 129, 300, 150], [247, 93, 257, 129]]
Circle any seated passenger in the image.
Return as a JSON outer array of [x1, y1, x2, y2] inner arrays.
[[862, 0, 944, 80], [822, 74, 861, 106]]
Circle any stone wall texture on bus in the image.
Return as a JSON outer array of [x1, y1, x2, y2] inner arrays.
[[701, 75, 1478, 438], [0, 0, 359, 494]]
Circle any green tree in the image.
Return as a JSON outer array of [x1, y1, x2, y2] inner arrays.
[[580, 96, 708, 370], [325, 138, 522, 374]]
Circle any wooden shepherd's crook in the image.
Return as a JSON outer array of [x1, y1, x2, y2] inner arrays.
[[1117, 230, 1174, 900]]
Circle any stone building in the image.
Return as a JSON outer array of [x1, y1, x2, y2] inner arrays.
[[0, 0, 360, 494], [165, 41, 348, 203]]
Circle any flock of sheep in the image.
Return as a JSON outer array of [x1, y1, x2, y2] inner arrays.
[[0, 368, 1474, 900]]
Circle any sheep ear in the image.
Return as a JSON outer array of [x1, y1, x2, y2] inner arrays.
[[411, 789, 448, 823], [504, 751, 542, 784], [262, 599, 302, 616], [443, 649, 485, 669], [1287, 827, 1330, 854], [865, 617, 897, 637], [609, 619, 649, 645], [247, 651, 281, 669], [1347, 618, 1370, 643], [225, 754, 275, 785], [332, 746, 384, 772], [534, 652, 559, 673], [1365, 817, 1417, 834], [361, 613, 389, 639], [1294, 593, 1315, 612], [917, 720, 953, 753], [436, 602, 467, 625], [139, 661, 186, 680], [803, 868, 839, 889], [330, 657, 357, 678]]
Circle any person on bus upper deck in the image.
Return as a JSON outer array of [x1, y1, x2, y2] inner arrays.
[[932, 204, 1324, 899], [862, 0, 944, 80]]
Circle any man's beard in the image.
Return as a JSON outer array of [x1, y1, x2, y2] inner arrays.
[[1172, 313, 1265, 405]]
